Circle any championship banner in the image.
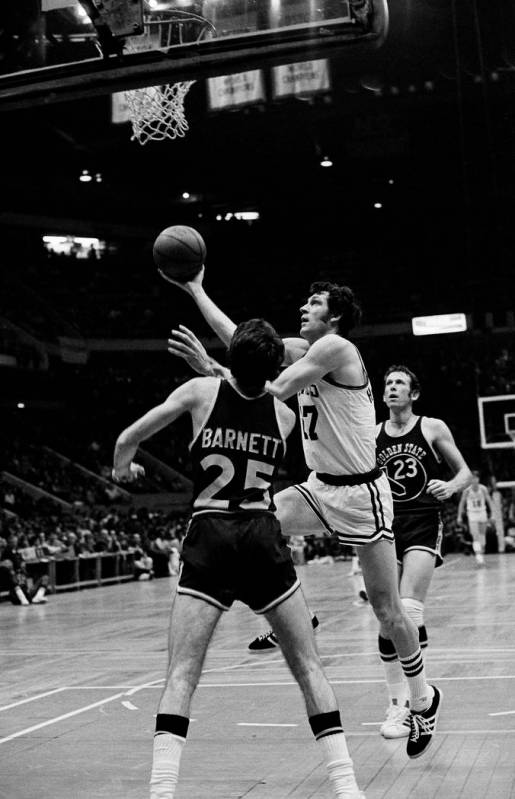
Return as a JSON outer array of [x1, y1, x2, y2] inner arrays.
[[111, 92, 131, 124], [272, 59, 330, 99], [207, 71, 265, 110]]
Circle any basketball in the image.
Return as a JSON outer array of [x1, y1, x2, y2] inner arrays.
[[153, 225, 206, 282]]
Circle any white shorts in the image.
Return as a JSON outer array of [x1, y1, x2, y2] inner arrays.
[[293, 470, 394, 547]]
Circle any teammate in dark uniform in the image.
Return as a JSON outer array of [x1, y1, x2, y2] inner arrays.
[[374, 365, 472, 738], [112, 319, 367, 799]]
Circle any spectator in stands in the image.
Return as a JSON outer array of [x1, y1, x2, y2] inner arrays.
[[129, 533, 154, 581], [0, 532, 48, 605]]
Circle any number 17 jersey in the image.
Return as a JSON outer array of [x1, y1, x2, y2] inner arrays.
[[190, 379, 289, 515], [297, 365, 377, 475]]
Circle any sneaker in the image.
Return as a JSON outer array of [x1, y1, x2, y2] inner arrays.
[[379, 701, 410, 739], [248, 615, 319, 651], [407, 685, 443, 758], [31, 587, 48, 604]]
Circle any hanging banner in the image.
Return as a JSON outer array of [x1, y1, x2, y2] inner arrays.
[[112, 92, 130, 124], [272, 59, 330, 99], [207, 70, 265, 110]]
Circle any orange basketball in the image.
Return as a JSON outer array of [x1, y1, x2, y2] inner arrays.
[[153, 225, 206, 282]]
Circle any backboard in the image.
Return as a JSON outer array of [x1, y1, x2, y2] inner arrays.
[[0, 0, 388, 111], [478, 394, 515, 450]]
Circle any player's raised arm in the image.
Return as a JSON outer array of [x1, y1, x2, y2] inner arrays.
[[160, 266, 237, 347], [112, 379, 199, 481], [167, 325, 230, 378], [265, 334, 346, 401]]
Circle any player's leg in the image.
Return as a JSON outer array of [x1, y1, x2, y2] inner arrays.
[[265, 588, 365, 799], [358, 538, 442, 757], [469, 520, 486, 565], [151, 593, 222, 799], [348, 548, 368, 604], [248, 485, 323, 651], [379, 549, 435, 739]]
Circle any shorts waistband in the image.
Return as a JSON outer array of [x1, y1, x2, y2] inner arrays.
[[315, 467, 381, 486]]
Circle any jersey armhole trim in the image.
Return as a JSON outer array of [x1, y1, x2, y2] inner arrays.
[[322, 374, 369, 390], [189, 379, 221, 450], [273, 396, 292, 457]]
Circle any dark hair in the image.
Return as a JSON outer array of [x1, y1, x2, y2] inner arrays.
[[384, 364, 421, 395], [228, 318, 284, 393], [309, 281, 362, 335]]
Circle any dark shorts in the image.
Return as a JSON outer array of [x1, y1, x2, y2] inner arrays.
[[393, 510, 444, 568], [177, 512, 301, 613]]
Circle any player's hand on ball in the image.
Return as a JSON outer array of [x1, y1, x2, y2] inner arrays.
[[426, 479, 454, 501], [168, 325, 213, 375], [158, 265, 205, 292], [111, 462, 145, 484]]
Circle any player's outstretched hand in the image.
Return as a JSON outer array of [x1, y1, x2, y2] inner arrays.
[[427, 479, 454, 501], [111, 462, 145, 484], [158, 265, 205, 293], [168, 325, 213, 376]]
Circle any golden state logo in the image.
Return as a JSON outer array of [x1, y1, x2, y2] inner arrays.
[[377, 443, 428, 502]]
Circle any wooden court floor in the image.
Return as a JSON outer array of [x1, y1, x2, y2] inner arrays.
[[1, 552, 515, 799]]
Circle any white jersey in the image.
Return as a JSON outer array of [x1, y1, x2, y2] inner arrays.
[[296, 355, 376, 476], [463, 484, 489, 522]]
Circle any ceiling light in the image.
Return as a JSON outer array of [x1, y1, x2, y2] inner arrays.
[[182, 192, 190, 199], [80, 169, 92, 183], [320, 156, 333, 167], [374, 202, 382, 209], [17, 402, 25, 409]]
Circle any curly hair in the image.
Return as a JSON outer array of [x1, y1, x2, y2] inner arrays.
[[309, 281, 362, 336]]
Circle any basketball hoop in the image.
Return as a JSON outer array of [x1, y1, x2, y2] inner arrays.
[[123, 8, 216, 145]]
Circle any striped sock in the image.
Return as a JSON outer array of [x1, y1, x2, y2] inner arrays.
[[309, 712, 362, 798], [150, 714, 189, 799], [399, 648, 433, 712], [150, 734, 185, 799], [378, 635, 408, 706]]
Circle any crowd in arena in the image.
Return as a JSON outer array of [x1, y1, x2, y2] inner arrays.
[[1, 228, 514, 605]]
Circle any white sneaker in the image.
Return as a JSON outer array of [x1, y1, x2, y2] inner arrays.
[[380, 701, 411, 739], [31, 587, 48, 604], [15, 586, 30, 606]]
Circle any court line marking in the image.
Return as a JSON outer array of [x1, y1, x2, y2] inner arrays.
[[489, 710, 515, 717], [24, 674, 515, 693], [0, 691, 127, 745], [0, 687, 67, 714], [237, 723, 299, 727], [0, 677, 164, 746]]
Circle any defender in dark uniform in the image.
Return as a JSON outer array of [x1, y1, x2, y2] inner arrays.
[[374, 365, 472, 739], [112, 319, 367, 799]]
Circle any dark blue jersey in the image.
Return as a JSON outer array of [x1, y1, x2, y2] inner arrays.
[[376, 416, 442, 513], [190, 380, 287, 515]]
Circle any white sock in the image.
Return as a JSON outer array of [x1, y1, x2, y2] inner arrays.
[[399, 648, 434, 712], [317, 734, 361, 798], [15, 586, 29, 605], [150, 733, 185, 799], [383, 661, 409, 706], [473, 542, 485, 562]]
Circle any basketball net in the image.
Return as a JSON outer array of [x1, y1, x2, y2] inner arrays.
[[123, 10, 215, 145], [124, 79, 195, 145]]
